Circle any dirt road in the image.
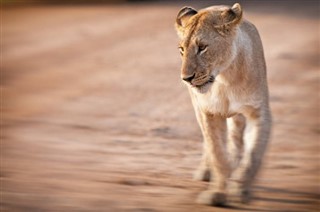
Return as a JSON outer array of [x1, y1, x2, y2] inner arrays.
[[1, 1, 319, 211]]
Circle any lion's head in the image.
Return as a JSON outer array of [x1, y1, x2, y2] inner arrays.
[[175, 3, 243, 91]]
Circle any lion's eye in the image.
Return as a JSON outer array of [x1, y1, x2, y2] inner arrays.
[[178, 46, 184, 56], [198, 45, 208, 54]]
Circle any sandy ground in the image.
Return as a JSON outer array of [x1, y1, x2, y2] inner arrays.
[[1, 1, 320, 211]]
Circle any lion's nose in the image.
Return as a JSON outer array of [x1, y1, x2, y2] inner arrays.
[[182, 73, 195, 83]]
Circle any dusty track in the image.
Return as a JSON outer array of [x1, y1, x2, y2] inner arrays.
[[1, 1, 319, 211]]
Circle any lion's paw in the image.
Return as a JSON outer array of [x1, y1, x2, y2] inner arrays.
[[196, 190, 227, 206], [228, 181, 251, 204], [193, 168, 211, 182]]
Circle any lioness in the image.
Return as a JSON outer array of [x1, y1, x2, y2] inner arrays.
[[175, 3, 272, 206]]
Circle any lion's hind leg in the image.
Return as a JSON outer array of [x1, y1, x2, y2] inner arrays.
[[229, 107, 271, 203]]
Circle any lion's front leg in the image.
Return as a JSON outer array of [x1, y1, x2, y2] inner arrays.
[[227, 114, 246, 171], [229, 106, 272, 203], [196, 114, 231, 206], [190, 93, 212, 182], [193, 140, 212, 182]]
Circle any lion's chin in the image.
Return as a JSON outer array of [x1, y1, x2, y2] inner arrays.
[[191, 76, 215, 93], [192, 80, 213, 93]]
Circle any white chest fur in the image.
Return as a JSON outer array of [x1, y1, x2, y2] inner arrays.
[[191, 83, 237, 117]]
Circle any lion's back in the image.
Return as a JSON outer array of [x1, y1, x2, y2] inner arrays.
[[240, 19, 267, 78]]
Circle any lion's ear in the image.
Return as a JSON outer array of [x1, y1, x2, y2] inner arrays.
[[175, 6, 197, 37], [215, 3, 243, 35]]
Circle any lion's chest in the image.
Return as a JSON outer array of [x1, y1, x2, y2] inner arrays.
[[192, 84, 241, 117]]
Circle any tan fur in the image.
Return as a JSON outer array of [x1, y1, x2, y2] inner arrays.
[[175, 3, 272, 206]]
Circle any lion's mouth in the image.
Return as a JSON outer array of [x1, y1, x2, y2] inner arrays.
[[193, 75, 215, 88]]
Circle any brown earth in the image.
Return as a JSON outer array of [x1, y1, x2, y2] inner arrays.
[[1, 1, 320, 211]]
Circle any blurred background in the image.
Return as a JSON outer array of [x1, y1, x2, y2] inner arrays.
[[1, 0, 319, 211]]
